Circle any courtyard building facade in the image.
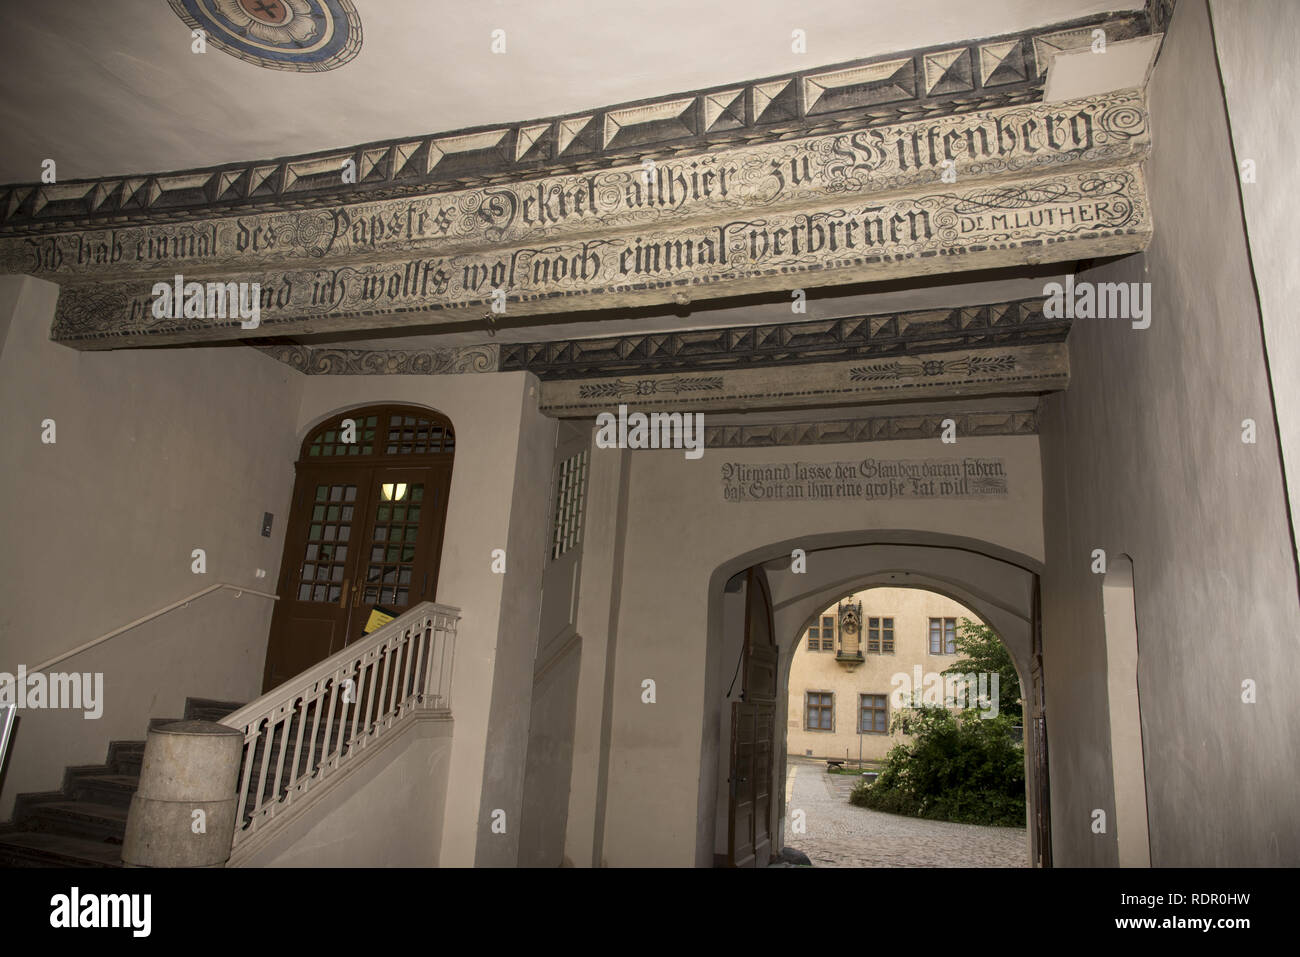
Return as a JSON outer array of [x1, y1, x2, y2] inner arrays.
[[788, 587, 987, 763]]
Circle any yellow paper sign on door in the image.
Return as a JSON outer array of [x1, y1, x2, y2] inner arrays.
[[364, 606, 397, 634]]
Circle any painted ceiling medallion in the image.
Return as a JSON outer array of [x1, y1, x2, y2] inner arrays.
[[168, 0, 362, 72]]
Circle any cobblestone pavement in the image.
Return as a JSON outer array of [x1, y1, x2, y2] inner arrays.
[[782, 756, 1028, 868]]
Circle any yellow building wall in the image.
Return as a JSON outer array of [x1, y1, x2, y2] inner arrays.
[[786, 586, 980, 763]]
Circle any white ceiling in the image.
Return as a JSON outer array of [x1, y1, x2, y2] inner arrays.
[[0, 0, 1139, 184]]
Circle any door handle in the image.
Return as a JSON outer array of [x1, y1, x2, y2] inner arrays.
[[339, 578, 350, 608]]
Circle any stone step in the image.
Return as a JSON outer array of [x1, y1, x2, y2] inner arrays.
[[10, 789, 68, 827], [26, 801, 129, 843], [0, 830, 124, 867], [66, 772, 139, 810], [184, 697, 246, 723], [108, 740, 145, 776]]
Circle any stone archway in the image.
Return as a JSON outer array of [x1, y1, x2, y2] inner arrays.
[[702, 534, 1050, 867]]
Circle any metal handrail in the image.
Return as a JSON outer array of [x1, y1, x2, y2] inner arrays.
[[25, 582, 279, 674]]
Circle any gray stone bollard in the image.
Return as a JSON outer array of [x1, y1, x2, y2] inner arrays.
[[122, 720, 243, 868]]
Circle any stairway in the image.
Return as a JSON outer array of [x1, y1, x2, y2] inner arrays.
[[0, 698, 244, 867]]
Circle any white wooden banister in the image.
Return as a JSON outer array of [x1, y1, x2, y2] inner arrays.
[[220, 601, 459, 857]]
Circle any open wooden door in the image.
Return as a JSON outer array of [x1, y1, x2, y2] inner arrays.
[[728, 566, 778, 867]]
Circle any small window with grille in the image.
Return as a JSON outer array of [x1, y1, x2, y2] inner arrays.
[[551, 449, 588, 560]]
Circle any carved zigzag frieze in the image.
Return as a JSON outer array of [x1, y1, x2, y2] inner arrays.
[[0, 11, 1153, 233]]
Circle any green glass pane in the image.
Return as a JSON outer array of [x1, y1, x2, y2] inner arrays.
[[316, 486, 328, 500], [412, 486, 424, 502], [404, 526, 418, 542], [327, 506, 340, 522], [377, 506, 390, 521], [309, 524, 323, 539], [409, 506, 421, 522], [312, 505, 325, 521], [392, 506, 406, 521], [387, 545, 400, 561]]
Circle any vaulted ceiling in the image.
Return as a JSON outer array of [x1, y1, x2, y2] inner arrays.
[[1, 0, 1138, 183]]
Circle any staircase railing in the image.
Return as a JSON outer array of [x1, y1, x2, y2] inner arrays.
[[220, 601, 459, 854], [27, 582, 279, 674]]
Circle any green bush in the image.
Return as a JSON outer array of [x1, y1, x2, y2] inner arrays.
[[849, 705, 1026, 827]]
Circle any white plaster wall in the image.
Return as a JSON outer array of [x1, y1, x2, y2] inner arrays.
[[561, 444, 629, 868], [1209, 0, 1300, 571], [0, 275, 303, 818], [1038, 0, 1300, 867], [235, 717, 453, 867], [517, 641, 581, 867], [579, 433, 1042, 866]]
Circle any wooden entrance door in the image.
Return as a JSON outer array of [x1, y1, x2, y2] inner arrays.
[[728, 567, 778, 867], [262, 406, 454, 692]]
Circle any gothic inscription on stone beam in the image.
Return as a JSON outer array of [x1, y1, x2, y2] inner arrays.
[[51, 164, 1151, 347], [7, 90, 1149, 281], [720, 458, 1009, 502]]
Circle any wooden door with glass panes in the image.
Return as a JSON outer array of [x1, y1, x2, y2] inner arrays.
[[262, 406, 454, 692]]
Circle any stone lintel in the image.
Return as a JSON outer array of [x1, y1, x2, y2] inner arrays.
[[51, 164, 1150, 349], [538, 341, 1068, 417]]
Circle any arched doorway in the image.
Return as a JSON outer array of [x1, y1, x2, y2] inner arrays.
[[703, 536, 1050, 867], [261, 404, 454, 691], [782, 583, 1030, 865]]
